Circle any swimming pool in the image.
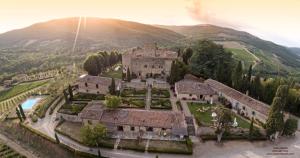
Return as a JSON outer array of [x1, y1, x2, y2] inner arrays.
[[21, 97, 42, 110]]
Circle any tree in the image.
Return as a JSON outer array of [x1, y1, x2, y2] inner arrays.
[[265, 97, 285, 139], [182, 47, 193, 64], [55, 133, 60, 144], [282, 118, 298, 136], [168, 60, 187, 85], [80, 124, 107, 146], [109, 78, 116, 95], [63, 90, 69, 104], [232, 61, 243, 91], [126, 68, 131, 82], [83, 54, 100, 76], [250, 74, 262, 99], [215, 108, 233, 143], [246, 65, 253, 92], [104, 95, 121, 109], [248, 117, 254, 140], [18, 104, 26, 119], [189, 40, 233, 85], [97, 149, 102, 158], [16, 107, 23, 122], [274, 85, 289, 109], [68, 84, 73, 101]]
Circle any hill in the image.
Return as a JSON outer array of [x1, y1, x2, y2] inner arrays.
[[157, 25, 300, 75], [0, 17, 183, 51]]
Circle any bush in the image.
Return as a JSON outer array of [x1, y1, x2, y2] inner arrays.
[[283, 118, 298, 136], [30, 114, 38, 123], [73, 93, 104, 101]]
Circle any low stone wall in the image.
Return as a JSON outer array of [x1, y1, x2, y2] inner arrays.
[[56, 113, 82, 122]]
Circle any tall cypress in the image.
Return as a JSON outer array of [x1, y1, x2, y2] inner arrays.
[[109, 78, 116, 95], [16, 107, 23, 122], [18, 104, 26, 119], [68, 84, 73, 101]]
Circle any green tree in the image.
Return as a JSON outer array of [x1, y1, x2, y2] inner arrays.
[[104, 95, 121, 109], [168, 60, 187, 85], [80, 124, 107, 146], [282, 118, 298, 136], [18, 104, 26, 119], [109, 78, 116, 95], [246, 65, 253, 92], [63, 90, 69, 104], [126, 68, 131, 82], [232, 61, 243, 91], [265, 97, 285, 139], [215, 108, 233, 143], [68, 84, 73, 101], [16, 107, 23, 122], [250, 75, 262, 99], [274, 85, 289, 109], [83, 54, 100, 76], [55, 133, 60, 144], [248, 117, 254, 140], [182, 47, 193, 64], [189, 40, 233, 85]]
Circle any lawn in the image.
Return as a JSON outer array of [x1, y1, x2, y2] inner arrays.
[[188, 103, 251, 129], [58, 102, 87, 115], [55, 122, 115, 148], [227, 48, 256, 68], [101, 68, 122, 79], [148, 139, 192, 154], [0, 80, 48, 102]]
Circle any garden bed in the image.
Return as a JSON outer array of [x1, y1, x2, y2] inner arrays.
[[58, 103, 87, 115], [120, 98, 145, 108], [151, 99, 172, 110], [34, 95, 59, 118], [151, 88, 170, 98], [72, 93, 105, 101], [120, 88, 146, 97]]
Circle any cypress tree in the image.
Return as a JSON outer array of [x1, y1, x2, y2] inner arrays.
[[126, 68, 131, 82], [18, 104, 26, 119], [68, 85, 73, 101], [265, 97, 285, 138], [109, 78, 116, 95], [16, 107, 23, 122], [55, 133, 60, 144], [97, 149, 101, 158], [248, 117, 254, 140], [232, 61, 243, 91]]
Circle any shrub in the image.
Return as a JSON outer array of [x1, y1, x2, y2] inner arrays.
[[283, 118, 298, 136]]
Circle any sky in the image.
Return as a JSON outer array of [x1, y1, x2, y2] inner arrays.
[[1, 0, 300, 47]]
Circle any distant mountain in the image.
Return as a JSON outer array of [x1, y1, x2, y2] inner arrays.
[[289, 47, 300, 56], [0, 17, 183, 52]]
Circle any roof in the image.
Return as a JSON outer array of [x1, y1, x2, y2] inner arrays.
[[79, 102, 187, 130], [204, 79, 270, 116], [123, 44, 178, 59], [175, 79, 215, 95], [77, 75, 121, 86]]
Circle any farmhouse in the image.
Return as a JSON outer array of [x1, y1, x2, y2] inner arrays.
[[79, 101, 188, 139], [77, 75, 122, 95], [175, 78, 216, 103], [204, 79, 270, 123], [122, 43, 178, 79]]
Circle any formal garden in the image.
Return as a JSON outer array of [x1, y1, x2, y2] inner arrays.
[[151, 88, 170, 98], [120, 97, 145, 108], [151, 99, 172, 110], [188, 102, 265, 140], [58, 102, 87, 115], [120, 88, 147, 97], [0, 142, 26, 158]]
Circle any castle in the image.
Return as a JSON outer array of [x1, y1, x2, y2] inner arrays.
[[122, 43, 178, 79]]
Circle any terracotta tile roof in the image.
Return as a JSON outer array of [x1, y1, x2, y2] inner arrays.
[[205, 79, 270, 116], [79, 101, 187, 130], [175, 79, 215, 95], [77, 75, 121, 86]]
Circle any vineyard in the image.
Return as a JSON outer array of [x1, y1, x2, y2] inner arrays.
[[0, 143, 26, 158], [0, 81, 49, 120]]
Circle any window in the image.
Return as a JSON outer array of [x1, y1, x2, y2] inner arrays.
[[131, 126, 135, 131], [146, 127, 153, 132], [189, 94, 192, 97], [152, 65, 155, 68], [200, 95, 203, 99], [96, 84, 99, 88], [117, 126, 124, 131], [162, 128, 166, 131], [85, 82, 88, 87], [86, 89, 89, 93], [243, 106, 246, 110], [252, 111, 256, 116], [144, 65, 147, 68]]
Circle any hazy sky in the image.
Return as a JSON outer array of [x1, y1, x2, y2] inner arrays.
[[1, 0, 300, 47]]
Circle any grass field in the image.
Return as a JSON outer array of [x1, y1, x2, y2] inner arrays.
[[188, 103, 251, 129], [227, 48, 256, 68], [0, 80, 48, 102], [101, 69, 122, 79]]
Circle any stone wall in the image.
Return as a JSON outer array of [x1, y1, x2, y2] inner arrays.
[[57, 113, 82, 122]]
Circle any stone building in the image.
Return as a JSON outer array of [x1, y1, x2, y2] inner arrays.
[[77, 75, 122, 95], [175, 78, 216, 103], [204, 79, 270, 123], [79, 101, 188, 139], [122, 43, 178, 79]]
